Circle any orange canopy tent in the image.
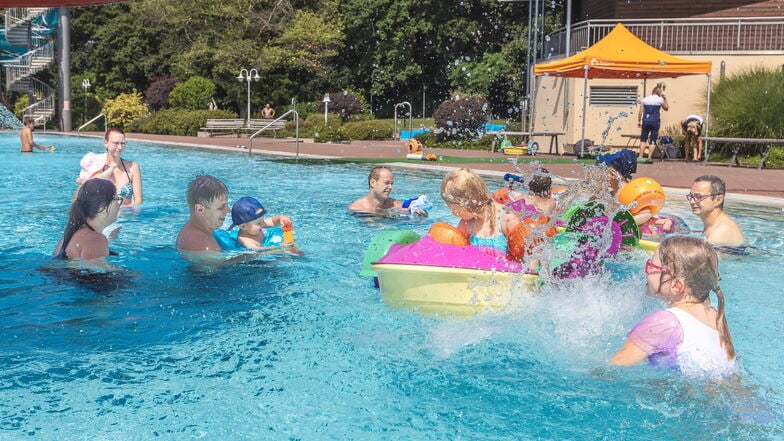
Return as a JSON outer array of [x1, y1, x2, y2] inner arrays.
[[533, 23, 713, 153]]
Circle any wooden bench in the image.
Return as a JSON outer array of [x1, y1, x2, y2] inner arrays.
[[198, 119, 245, 137], [244, 119, 286, 137], [703, 136, 784, 169]]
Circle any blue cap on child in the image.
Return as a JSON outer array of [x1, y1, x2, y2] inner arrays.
[[230, 196, 267, 229]]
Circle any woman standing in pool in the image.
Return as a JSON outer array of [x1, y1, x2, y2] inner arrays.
[[611, 236, 736, 376], [54, 178, 123, 260], [79, 128, 143, 206]]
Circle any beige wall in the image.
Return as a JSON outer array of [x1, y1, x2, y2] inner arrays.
[[531, 54, 784, 150]]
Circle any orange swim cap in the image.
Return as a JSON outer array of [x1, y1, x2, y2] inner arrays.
[[618, 177, 665, 215]]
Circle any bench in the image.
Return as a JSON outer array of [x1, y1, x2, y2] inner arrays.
[[198, 119, 245, 137], [244, 119, 286, 137], [703, 136, 784, 169]]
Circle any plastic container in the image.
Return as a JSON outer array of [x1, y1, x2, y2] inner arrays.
[[282, 224, 294, 244]]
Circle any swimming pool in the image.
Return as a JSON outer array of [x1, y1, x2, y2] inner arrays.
[[1, 132, 783, 439]]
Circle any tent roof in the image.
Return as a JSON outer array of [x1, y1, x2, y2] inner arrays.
[[534, 23, 711, 79]]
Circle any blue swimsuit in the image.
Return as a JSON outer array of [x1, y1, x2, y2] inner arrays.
[[118, 160, 133, 199], [468, 209, 508, 253]]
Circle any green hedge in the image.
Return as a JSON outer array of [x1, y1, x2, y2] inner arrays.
[[130, 109, 237, 136], [342, 120, 392, 140]]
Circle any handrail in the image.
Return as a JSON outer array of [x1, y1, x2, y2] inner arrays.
[[393, 102, 412, 140], [248, 109, 299, 159], [77, 113, 106, 135]]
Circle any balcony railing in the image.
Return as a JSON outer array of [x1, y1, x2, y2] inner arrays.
[[543, 17, 784, 60]]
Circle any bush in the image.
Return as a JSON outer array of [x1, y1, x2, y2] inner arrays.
[[145, 76, 178, 111], [432, 95, 491, 140], [319, 91, 363, 121], [282, 112, 344, 141], [130, 108, 237, 136], [168, 76, 216, 110], [342, 120, 393, 140], [102, 90, 149, 130], [711, 67, 784, 139]]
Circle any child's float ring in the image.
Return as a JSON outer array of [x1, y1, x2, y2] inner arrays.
[[506, 223, 531, 260], [407, 139, 423, 154], [427, 222, 469, 246], [618, 177, 665, 215]]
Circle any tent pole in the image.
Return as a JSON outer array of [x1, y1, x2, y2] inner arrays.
[[530, 75, 539, 133], [703, 73, 712, 164], [580, 66, 588, 157]]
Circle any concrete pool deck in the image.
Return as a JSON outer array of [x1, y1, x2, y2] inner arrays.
[[75, 132, 784, 208]]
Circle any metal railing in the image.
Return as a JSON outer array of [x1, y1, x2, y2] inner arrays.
[[543, 17, 784, 59], [4, 42, 54, 90], [393, 102, 413, 140], [248, 109, 299, 158], [77, 113, 107, 135]]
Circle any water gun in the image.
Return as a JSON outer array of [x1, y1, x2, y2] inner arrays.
[[402, 195, 433, 213]]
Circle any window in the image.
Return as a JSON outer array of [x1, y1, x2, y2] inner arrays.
[[589, 86, 638, 106]]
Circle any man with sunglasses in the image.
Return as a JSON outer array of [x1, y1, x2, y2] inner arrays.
[[687, 175, 745, 247]]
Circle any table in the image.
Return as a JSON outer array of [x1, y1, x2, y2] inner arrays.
[[496, 131, 565, 154], [702, 136, 784, 169], [621, 134, 640, 150]]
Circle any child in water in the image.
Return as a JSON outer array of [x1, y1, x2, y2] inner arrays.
[[611, 236, 736, 376], [440, 168, 522, 256], [230, 196, 293, 250]]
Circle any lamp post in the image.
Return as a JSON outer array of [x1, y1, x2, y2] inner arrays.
[[81, 78, 91, 125], [237, 68, 260, 123], [323, 93, 331, 123]]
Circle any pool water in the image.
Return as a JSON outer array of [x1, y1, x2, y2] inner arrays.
[[1, 133, 783, 439]]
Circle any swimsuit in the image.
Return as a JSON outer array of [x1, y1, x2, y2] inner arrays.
[[468, 208, 508, 253], [628, 307, 735, 376], [117, 160, 133, 199]]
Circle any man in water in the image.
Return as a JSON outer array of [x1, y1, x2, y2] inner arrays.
[[20, 116, 54, 152], [688, 175, 745, 247], [348, 166, 429, 216]]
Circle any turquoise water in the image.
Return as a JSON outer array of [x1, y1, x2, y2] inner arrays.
[[1, 133, 783, 439]]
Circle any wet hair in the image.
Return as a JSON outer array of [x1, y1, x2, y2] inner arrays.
[[104, 127, 125, 141], [441, 168, 495, 231], [367, 166, 392, 188], [656, 236, 735, 360], [56, 178, 116, 259], [187, 175, 228, 211], [695, 175, 726, 209], [528, 168, 552, 197]]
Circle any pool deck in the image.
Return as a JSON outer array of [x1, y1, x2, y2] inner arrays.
[[75, 132, 784, 207]]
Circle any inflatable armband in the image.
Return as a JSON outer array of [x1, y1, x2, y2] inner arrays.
[[493, 188, 514, 205], [428, 222, 469, 246], [507, 223, 531, 260], [618, 177, 665, 215]]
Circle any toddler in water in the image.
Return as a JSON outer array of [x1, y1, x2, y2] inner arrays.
[[611, 236, 736, 376], [440, 168, 522, 256], [230, 197, 293, 250]]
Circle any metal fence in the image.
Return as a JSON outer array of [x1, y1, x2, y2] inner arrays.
[[543, 17, 784, 59]]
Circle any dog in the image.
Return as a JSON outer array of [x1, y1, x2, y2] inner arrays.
[[681, 117, 703, 161]]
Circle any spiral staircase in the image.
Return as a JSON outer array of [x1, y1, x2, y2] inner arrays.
[[2, 8, 56, 127]]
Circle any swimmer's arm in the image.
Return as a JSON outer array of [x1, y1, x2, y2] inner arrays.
[[610, 340, 648, 366], [129, 163, 143, 206], [265, 215, 291, 227]]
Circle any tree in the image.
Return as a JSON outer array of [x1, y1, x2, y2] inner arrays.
[[168, 76, 216, 110], [103, 90, 150, 129]]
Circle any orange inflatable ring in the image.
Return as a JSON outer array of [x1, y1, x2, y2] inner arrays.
[[428, 222, 469, 246], [523, 215, 558, 238], [617, 177, 665, 215], [506, 223, 531, 260], [407, 139, 423, 154]]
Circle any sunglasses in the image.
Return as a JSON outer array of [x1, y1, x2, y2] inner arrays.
[[644, 259, 672, 276], [109, 141, 128, 147], [114, 196, 125, 205], [685, 192, 718, 202]]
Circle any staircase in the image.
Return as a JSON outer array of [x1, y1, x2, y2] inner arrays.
[[3, 8, 56, 127]]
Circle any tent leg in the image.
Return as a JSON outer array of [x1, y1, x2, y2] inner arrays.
[[580, 66, 588, 157]]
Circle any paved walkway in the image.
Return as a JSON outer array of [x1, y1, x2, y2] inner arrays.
[[79, 132, 784, 207]]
